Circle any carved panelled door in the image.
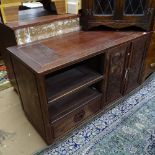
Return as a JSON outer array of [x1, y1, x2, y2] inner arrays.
[[124, 35, 150, 93], [105, 43, 129, 103]]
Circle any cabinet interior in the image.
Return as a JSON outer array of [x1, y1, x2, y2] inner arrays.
[[45, 55, 105, 122]]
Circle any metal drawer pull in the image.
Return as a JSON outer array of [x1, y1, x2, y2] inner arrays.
[[125, 69, 129, 80], [74, 110, 85, 123]]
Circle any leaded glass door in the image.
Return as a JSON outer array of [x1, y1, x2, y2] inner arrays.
[[121, 0, 154, 21], [124, 0, 146, 15], [87, 0, 116, 20], [93, 0, 114, 15], [80, 0, 155, 31]]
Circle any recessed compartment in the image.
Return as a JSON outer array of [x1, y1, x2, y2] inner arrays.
[[50, 87, 102, 138], [45, 55, 104, 138], [45, 55, 104, 103]]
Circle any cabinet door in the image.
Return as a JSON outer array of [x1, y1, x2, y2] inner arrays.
[[85, 0, 115, 20], [120, 0, 155, 30], [143, 25, 155, 80], [81, 0, 155, 31], [105, 43, 129, 103], [122, 0, 153, 16], [124, 36, 149, 93]]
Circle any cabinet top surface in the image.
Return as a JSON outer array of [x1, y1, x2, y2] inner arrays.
[[8, 31, 149, 75]]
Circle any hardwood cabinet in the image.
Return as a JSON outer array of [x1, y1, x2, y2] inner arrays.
[[80, 0, 155, 31], [7, 31, 151, 144]]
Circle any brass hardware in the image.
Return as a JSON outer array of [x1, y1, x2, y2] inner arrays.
[[74, 110, 85, 123], [150, 63, 155, 69]]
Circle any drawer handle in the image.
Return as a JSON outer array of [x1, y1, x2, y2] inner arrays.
[[150, 63, 155, 69], [74, 110, 85, 123]]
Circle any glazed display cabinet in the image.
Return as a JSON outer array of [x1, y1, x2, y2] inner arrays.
[[80, 0, 155, 31]]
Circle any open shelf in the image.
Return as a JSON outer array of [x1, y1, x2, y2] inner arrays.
[[48, 87, 102, 122], [46, 66, 103, 103]]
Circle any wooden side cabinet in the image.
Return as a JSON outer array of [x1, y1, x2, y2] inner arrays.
[[7, 31, 151, 144], [80, 0, 155, 31]]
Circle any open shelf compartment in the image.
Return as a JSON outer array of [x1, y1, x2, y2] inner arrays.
[[45, 55, 104, 103]]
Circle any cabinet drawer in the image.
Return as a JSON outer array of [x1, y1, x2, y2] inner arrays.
[[52, 95, 102, 138]]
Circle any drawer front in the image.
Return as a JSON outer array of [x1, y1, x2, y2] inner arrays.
[[52, 95, 102, 138]]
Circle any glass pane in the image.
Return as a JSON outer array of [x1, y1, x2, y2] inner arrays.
[[93, 0, 114, 15], [124, 0, 146, 15]]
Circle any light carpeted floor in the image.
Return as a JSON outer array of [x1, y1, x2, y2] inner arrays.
[[82, 96, 155, 155], [0, 88, 46, 155], [0, 61, 46, 155]]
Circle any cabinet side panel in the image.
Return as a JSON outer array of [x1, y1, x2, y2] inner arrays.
[[11, 57, 45, 138]]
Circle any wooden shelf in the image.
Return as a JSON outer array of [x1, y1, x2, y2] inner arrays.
[[48, 88, 102, 122], [46, 66, 103, 102]]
